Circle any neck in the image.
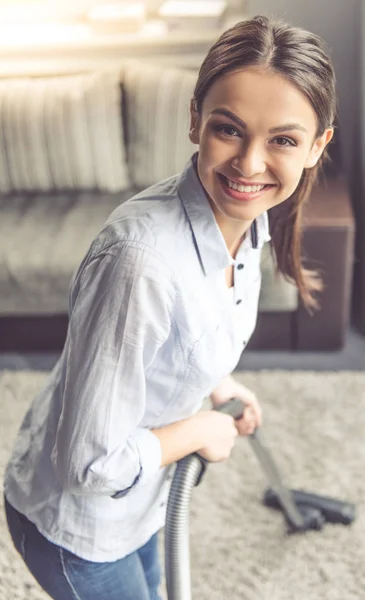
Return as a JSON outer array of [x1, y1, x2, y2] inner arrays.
[[192, 157, 253, 257], [214, 212, 252, 259]]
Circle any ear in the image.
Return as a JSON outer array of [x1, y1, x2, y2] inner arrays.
[[189, 99, 200, 145], [304, 128, 334, 169]]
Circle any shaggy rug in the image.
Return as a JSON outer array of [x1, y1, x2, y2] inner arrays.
[[0, 369, 364, 600]]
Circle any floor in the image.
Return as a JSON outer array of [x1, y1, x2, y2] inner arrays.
[[1, 325, 364, 372]]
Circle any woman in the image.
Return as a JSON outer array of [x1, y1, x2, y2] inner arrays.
[[4, 15, 335, 600]]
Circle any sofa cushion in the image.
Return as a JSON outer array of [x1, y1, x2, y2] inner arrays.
[[0, 189, 139, 314], [123, 61, 197, 188], [258, 242, 298, 312], [0, 191, 298, 316], [0, 71, 130, 193]]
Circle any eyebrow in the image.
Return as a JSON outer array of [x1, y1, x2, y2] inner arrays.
[[210, 108, 308, 134]]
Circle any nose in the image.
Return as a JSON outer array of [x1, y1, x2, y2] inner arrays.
[[231, 138, 266, 178]]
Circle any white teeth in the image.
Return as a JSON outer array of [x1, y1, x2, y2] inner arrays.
[[227, 179, 266, 193]]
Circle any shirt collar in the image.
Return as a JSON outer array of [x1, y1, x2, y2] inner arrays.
[[176, 153, 271, 275]]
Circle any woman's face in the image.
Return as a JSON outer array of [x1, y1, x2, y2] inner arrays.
[[189, 67, 333, 228]]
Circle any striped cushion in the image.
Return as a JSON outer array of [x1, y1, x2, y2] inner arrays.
[[123, 62, 198, 187], [0, 71, 130, 193]]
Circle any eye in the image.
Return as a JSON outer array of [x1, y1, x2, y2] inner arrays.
[[214, 124, 241, 137], [271, 136, 297, 147]]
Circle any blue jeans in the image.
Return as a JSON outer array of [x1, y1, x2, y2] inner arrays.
[[4, 496, 162, 600]]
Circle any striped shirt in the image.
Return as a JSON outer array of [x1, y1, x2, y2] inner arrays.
[[4, 154, 271, 562]]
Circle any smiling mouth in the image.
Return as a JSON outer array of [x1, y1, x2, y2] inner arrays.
[[220, 174, 275, 192]]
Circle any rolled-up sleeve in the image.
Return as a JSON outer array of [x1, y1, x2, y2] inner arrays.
[[51, 239, 175, 497]]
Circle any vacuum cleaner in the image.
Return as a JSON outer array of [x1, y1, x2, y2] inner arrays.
[[164, 397, 356, 600]]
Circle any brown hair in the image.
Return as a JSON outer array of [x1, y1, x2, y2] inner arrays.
[[193, 15, 336, 314]]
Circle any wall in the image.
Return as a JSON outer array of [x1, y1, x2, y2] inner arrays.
[[247, 0, 364, 332], [355, 0, 365, 332]]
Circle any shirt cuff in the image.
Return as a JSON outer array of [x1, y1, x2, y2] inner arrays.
[[110, 428, 162, 499], [134, 427, 162, 484]]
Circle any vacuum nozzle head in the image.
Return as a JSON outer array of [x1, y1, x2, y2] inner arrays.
[[286, 504, 325, 533]]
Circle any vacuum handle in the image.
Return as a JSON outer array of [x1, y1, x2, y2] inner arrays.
[[193, 398, 245, 485], [214, 397, 245, 420]]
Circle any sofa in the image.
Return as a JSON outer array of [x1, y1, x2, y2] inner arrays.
[[0, 61, 355, 352]]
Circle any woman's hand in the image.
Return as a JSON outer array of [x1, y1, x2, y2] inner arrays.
[[210, 375, 262, 436], [195, 411, 238, 462], [232, 385, 261, 436]]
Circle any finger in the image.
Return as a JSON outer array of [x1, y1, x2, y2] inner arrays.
[[237, 417, 255, 435], [240, 424, 255, 436], [244, 406, 256, 423], [245, 413, 256, 431], [246, 420, 256, 435], [245, 400, 262, 427], [242, 411, 258, 434], [237, 410, 255, 427]]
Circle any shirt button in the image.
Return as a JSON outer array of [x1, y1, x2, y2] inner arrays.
[[236, 299, 242, 305], [243, 340, 247, 346], [237, 263, 244, 270]]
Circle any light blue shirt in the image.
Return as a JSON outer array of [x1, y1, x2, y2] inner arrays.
[[4, 155, 271, 562]]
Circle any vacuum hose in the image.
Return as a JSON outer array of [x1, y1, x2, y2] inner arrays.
[[164, 398, 356, 599], [164, 399, 244, 600]]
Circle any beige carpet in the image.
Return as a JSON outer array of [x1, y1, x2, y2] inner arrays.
[[0, 369, 364, 600]]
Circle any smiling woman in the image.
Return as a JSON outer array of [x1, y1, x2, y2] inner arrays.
[[3, 14, 338, 600], [190, 68, 332, 230], [190, 15, 336, 313]]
